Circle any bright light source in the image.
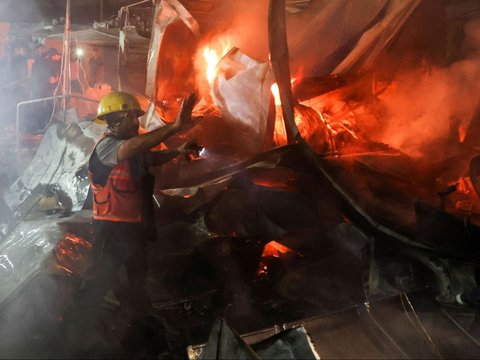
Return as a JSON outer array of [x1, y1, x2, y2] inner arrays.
[[75, 48, 84, 57]]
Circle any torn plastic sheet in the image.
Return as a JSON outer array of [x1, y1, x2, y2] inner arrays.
[[282, 0, 421, 77], [0, 211, 91, 305], [166, 0, 200, 36], [189, 292, 480, 360], [146, 0, 179, 97], [198, 318, 260, 359], [252, 327, 320, 360], [211, 47, 275, 138], [155, 145, 287, 213], [333, 0, 421, 74], [5, 120, 105, 216], [191, 318, 319, 360], [140, 99, 168, 131]]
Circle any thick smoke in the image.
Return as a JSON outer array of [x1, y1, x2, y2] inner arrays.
[[214, 0, 270, 63], [375, 18, 480, 160]]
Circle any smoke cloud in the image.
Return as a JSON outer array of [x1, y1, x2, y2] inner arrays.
[[375, 18, 480, 160]]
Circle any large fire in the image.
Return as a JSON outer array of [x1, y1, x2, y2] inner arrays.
[[194, 39, 363, 154]]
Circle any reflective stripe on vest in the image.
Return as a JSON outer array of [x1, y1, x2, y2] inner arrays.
[[89, 158, 143, 222]]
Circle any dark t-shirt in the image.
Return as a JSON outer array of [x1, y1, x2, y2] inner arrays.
[[90, 135, 152, 185]]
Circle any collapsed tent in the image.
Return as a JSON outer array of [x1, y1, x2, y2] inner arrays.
[[1, 0, 480, 358]]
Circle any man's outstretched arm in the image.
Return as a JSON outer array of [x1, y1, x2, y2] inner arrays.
[[117, 93, 197, 161]]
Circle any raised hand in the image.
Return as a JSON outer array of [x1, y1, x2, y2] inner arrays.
[[173, 93, 198, 133]]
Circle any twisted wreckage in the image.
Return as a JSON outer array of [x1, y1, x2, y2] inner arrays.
[[1, 0, 480, 358]]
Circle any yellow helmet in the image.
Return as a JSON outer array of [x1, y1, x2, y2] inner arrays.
[[96, 91, 145, 120]]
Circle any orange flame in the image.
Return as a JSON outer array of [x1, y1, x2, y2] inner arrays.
[[459, 125, 467, 143], [270, 79, 297, 106], [455, 177, 474, 195], [200, 37, 232, 86], [203, 47, 219, 85], [271, 83, 281, 106]]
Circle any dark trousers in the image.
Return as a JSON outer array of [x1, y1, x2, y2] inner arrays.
[[59, 219, 161, 355], [78, 220, 149, 311], [63, 220, 151, 340]]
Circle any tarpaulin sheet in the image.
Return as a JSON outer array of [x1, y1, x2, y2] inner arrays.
[[146, 0, 199, 98], [148, 0, 422, 82], [5, 120, 104, 216], [211, 48, 274, 137], [285, 0, 421, 76], [0, 211, 91, 305]]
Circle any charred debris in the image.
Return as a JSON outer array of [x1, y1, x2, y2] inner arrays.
[[0, 0, 480, 358]]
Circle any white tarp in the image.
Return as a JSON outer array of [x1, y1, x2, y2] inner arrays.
[[145, 0, 179, 98], [211, 48, 274, 137]]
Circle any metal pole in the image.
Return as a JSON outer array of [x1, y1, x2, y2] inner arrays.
[[268, 0, 300, 144], [62, 0, 71, 113], [16, 95, 100, 155], [100, 0, 105, 22], [16, 95, 66, 155]]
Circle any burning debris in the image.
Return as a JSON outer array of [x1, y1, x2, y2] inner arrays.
[[0, 0, 479, 359], [55, 232, 92, 275]]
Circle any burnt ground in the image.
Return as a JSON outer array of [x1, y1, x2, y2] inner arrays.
[[0, 145, 479, 359]]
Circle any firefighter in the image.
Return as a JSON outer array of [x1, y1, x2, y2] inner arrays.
[[63, 91, 199, 353]]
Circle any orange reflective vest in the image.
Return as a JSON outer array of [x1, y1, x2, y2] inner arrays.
[[89, 158, 143, 223]]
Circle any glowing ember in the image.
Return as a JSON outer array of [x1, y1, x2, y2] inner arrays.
[[55, 233, 92, 263], [64, 233, 92, 248], [455, 177, 474, 195], [261, 240, 295, 258], [55, 264, 73, 275], [250, 168, 298, 192], [257, 240, 302, 278]]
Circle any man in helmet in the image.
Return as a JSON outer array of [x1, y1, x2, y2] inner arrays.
[[63, 91, 199, 350]]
